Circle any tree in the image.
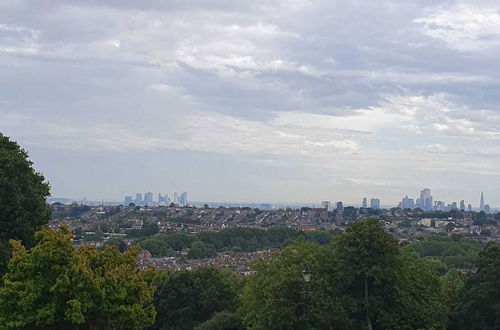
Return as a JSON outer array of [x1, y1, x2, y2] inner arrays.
[[0, 133, 51, 274], [187, 240, 216, 259], [104, 236, 128, 253], [142, 222, 159, 237], [452, 242, 500, 329], [332, 219, 401, 329], [377, 246, 448, 329], [150, 267, 240, 330], [239, 241, 349, 329], [194, 312, 244, 330], [0, 226, 158, 329]]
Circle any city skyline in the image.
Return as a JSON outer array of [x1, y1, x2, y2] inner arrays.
[[48, 189, 497, 211], [2, 1, 500, 205]]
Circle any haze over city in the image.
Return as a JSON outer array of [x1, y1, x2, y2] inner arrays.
[[2, 0, 500, 205]]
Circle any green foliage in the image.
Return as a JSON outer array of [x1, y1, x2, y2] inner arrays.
[[452, 242, 500, 329], [410, 234, 482, 269], [0, 226, 158, 329], [126, 222, 160, 238], [332, 219, 401, 329], [150, 267, 241, 330], [194, 312, 244, 330], [137, 227, 332, 258], [240, 219, 450, 330], [377, 246, 448, 329], [138, 232, 194, 257], [240, 241, 350, 329], [104, 236, 128, 252], [0, 133, 51, 274], [187, 240, 216, 259], [50, 204, 90, 220]]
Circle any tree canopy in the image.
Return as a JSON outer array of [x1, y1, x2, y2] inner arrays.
[[0, 226, 158, 330], [240, 219, 451, 330], [150, 267, 241, 330], [452, 242, 500, 329], [0, 133, 51, 274]]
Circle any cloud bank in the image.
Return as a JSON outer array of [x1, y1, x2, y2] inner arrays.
[[1, 0, 499, 205]]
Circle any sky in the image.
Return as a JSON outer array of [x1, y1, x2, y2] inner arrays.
[[1, 0, 500, 206]]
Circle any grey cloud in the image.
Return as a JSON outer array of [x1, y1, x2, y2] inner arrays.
[[2, 0, 500, 205]]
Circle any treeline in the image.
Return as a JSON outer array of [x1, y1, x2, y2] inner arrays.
[[410, 234, 483, 269], [136, 227, 333, 259]]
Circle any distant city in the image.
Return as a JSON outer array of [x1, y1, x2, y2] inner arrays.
[[123, 191, 189, 207], [321, 189, 495, 214], [47, 188, 497, 213]]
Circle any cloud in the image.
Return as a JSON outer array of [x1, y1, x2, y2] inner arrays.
[[416, 4, 500, 51], [2, 0, 500, 204]]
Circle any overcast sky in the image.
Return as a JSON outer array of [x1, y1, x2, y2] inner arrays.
[[1, 0, 500, 206]]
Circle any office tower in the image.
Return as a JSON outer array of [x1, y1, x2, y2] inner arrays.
[[135, 193, 143, 206], [485, 204, 491, 214], [173, 192, 179, 204], [336, 201, 344, 211], [181, 192, 188, 205], [143, 192, 153, 205], [362, 197, 367, 208], [480, 192, 485, 212], [435, 201, 445, 211], [451, 202, 457, 210], [419, 188, 432, 211], [468, 204, 472, 212], [321, 201, 330, 210], [370, 198, 380, 209], [460, 200, 465, 211], [401, 196, 415, 209], [124, 196, 133, 205]]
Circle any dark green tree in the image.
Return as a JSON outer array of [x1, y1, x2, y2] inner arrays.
[[332, 219, 401, 329], [0, 133, 51, 274], [150, 267, 240, 330], [239, 241, 349, 329], [452, 242, 500, 329]]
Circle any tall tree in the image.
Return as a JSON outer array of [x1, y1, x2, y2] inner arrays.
[[239, 241, 349, 330], [0, 226, 158, 329], [150, 267, 241, 330], [332, 219, 401, 329], [452, 242, 500, 329], [0, 133, 51, 274]]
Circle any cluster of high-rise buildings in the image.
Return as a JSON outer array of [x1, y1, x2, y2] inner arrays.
[[124, 191, 188, 206], [319, 189, 493, 213], [321, 197, 381, 211], [361, 197, 381, 209], [399, 189, 492, 213]]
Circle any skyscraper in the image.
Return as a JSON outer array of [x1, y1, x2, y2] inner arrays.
[[480, 192, 485, 212], [173, 192, 179, 204], [144, 192, 153, 205], [124, 196, 133, 205], [460, 200, 465, 211], [135, 193, 143, 206], [362, 197, 367, 208], [419, 188, 432, 211], [180, 192, 188, 205], [370, 198, 380, 209], [485, 204, 491, 214], [336, 201, 344, 211], [321, 201, 330, 210], [468, 204, 472, 212], [401, 196, 415, 209]]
